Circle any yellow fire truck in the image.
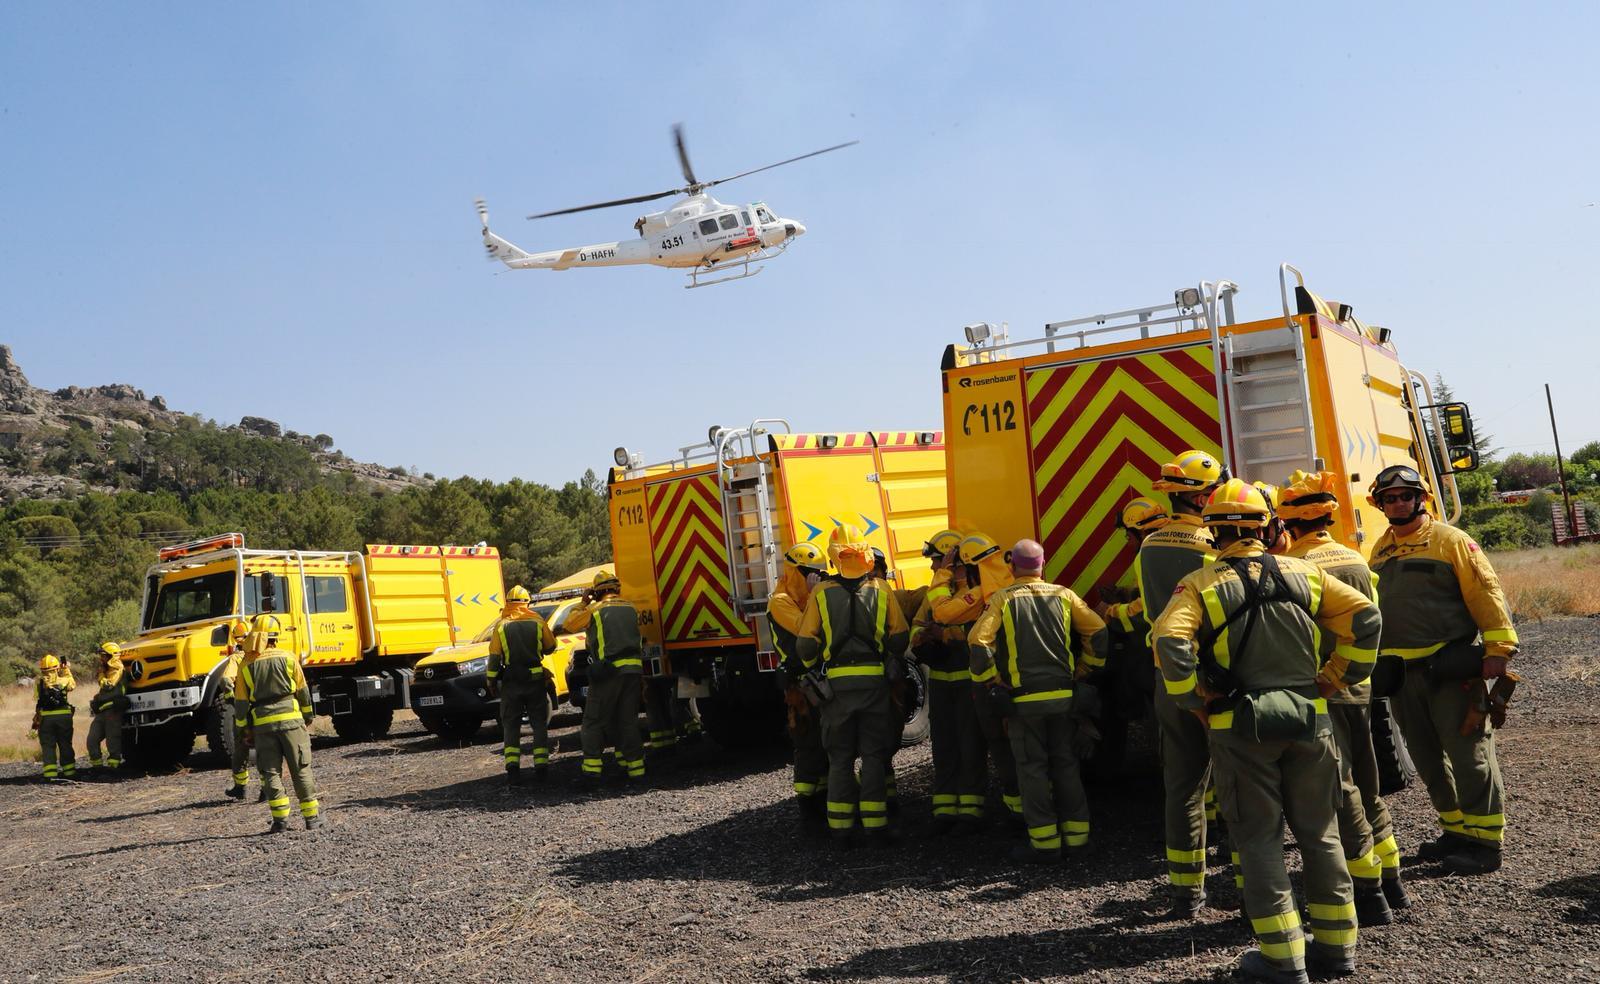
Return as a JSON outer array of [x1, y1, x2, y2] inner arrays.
[[939, 265, 1479, 763], [116, 533, 505, 764], [600, 420, 948, 744]]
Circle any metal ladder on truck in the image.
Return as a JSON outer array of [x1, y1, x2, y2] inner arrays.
[[1208, 268, 1319, 483], [713, 421, 792, 648]]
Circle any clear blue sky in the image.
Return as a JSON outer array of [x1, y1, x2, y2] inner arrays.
[[4, 3, 1597, 485]]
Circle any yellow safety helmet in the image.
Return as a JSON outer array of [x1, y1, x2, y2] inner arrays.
[[1279, 470, 1341, 522], [252, 613, 283, 635], [957, 533, 1002, 566], [1366, 464, 1433, 509], [922, 529, 963, 559], [39, 653, 60, 671], [784, 541, 828, 571], [1253, 481, 1282, 512], [592, 569, 621, 592], [1152, 449, 1225, 493], [98, 641, 121, 659], [1201, 478, 1276, 529], [827, 523, 874, 578], [231, 618, 251, 642], [507, 584, 531, 604], [1117, 497, 1169, 532]]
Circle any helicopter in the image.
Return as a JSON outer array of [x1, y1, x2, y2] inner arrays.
[[477, 125, 855, 288]]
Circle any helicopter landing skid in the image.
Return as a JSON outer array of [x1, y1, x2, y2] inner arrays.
[[685, 241, 791, 289]]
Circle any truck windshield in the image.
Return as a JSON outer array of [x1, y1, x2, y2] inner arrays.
[[148, 571, 237, 629]]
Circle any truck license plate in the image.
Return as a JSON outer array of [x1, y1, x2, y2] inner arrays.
[[417, 695, 444, 707]]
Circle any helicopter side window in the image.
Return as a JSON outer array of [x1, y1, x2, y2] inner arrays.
[[718, 214, 740, 231], [741, 211, 751, 226], [698, 218, 719, 235]]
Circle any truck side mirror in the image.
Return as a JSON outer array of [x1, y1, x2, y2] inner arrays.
[[1438, 402, 1475, 447], [1447, 446, 1481, 474], [261, 572, 277, 612]]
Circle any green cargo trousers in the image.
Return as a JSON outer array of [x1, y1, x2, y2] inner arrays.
[[581, 672, 643, 779], [38, 714, 75, 779], [927, 676, 988, 821], [642, 676, 679, 753], [256, 723, 319, 822], [1009, 706, 1089, 855], [973, 687, 1021, 819], [787, 696, 829, 807], [1328, 702, 1395, 886], [231, 716, 252, 789], [1154, 684, 1227, 898], [820, 685, 893, 836], [1211, 730, 1356, 977], [1390, 667, 1505, 849], [87, 709, 123, 768], [499, 679, 550, 771]]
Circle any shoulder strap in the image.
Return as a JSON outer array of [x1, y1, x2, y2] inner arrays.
[[1195, 555, 1294, 696]]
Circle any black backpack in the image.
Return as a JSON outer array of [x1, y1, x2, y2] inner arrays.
[[38, 683, 70, 711]]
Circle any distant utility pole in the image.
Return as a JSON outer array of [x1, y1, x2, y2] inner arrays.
[[1547, 382, 1579, 544]]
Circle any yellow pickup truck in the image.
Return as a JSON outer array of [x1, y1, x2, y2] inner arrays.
[[408, 566, 604, 741]]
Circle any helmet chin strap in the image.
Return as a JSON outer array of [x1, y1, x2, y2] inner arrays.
[[1386, 501, 1426, 525]]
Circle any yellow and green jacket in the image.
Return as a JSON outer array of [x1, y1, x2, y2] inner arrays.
[[238, 647, 313, 733], [91, 657, 127, 714], [1135, 511, 1216, 655], [35, 666, 77, 716], [968, 576, 1109, 713], [768, 568, 812, 679], [487, 607, 557, 689], [565, 597, 644, 674], [1367, 513, 1518, 662], [1285, 530, 1377, 705], [1152, 541, 1381, 730], [796, 575, 911, 691]]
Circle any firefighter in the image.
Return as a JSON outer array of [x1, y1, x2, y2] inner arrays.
[[771, 540, 831, 830], [486, 584, 557, 787], [31, 654, 77, 781], [796, 524, 911, 844], [642, 676, 681, 756], [85, 642, 127, 775], [1153, 479, 1382, 983], [913, 529, 989, 834], [969, 539, 1108, 864], [565, 570, 646, 784], [931, 532, 1021, 823], [238, 614, 321, 832], [873, 545, 923, 812], [1096, 498, 1170, 637], [221, 618, 256, 801], [1280, 470, 1405, 919], [1140, 450, 1225, 916], [1367, 464, 1516, 876]]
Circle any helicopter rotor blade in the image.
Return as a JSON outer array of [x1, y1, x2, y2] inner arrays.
[[527, 188, 686, 220], [673, 123, 699, 188], [703, 140, 859, 190]]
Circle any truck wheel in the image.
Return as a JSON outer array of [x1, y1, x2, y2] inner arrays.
[[899, 663, 930, 747], [203, 688, 236, 762], [1085, 708, 1129, 780], [699, 691, 785, 749], [332, 702, 394, 742], [127, 720, 195, 769], [418, 712, 483, 742]]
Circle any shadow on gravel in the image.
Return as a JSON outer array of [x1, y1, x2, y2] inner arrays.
[[55, 830, 262, 861], [800, 919, 1236, 983], [81, 799, 235, 824], [1537, 872, 1600, 925]]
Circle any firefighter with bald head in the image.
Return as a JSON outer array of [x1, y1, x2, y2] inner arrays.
[[1154, 479, 1381, 983], [796, 524, 911, 844], [487, 584, 558, 786], [969, 539, 1108, 864], [771, 540, 831, 830], [238, 614, 321, 832], [1366, 464, 1517, 876], [565, 570, 646, 784]]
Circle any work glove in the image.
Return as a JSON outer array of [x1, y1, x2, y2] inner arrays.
[[26, 730, 38, 741], [1481, 655, 1510, 679], [804, 572, 821, 590]]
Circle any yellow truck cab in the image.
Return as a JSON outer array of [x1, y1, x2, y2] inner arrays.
[[601, 420, 949, 745], [117, 533, 505, 765], [408, 566, 604, 740]]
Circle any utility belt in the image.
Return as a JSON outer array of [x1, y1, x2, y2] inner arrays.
[[1369, 636, 1481, 698], [986, 680, 1074, 718], [1207, 684, 1327, 742]]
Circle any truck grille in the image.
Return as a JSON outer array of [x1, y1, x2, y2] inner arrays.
[[417, 663, 458, 682]]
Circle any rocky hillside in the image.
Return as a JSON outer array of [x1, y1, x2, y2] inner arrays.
[[0, 345, 427, 502]]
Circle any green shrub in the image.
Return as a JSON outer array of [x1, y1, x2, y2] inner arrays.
[[1466, 510, 1545, 550]]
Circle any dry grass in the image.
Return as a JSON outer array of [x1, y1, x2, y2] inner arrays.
[[1492, 542, 1600, 620]]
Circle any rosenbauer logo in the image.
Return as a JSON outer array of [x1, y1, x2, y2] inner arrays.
[[958, 372, 1016, 389]]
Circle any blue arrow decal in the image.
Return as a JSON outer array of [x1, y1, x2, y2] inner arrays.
[[829, 516, 843, 527], [1342, 423, 1353, 459], [455, 594, 465, 606], [1360, 429, 1371, 462], [490, 593, 500, 605], [471, 593, 482, 606], [859, 513, 881, 536], [802, 520, 823, 541]]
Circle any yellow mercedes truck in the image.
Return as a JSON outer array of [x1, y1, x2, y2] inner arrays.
[[116, 533, 505, 765], [602, 421, 948, 745]]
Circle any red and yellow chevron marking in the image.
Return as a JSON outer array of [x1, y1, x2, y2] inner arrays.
[[646, 473, 748, 643], [873, 431, 944, 449], [366, 545, 441, 557], [440, 545, 499, 559], [1027, 346, 1221, 596], [777, 433, 873, 450]]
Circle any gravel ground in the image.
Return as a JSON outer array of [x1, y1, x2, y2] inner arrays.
[[3, 617, 1597, 983]]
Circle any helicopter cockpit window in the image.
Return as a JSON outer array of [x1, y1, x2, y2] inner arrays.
[[755, 207, 775, 224], [698, 218, 719, 235], [718, 214, 740, 231]]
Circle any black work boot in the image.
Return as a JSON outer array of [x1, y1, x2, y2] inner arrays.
[[533, 764, 549, 782], [1381, 872, 1411, 909], [1168, 891, 1205, 920], [225, 784, 246, 801], [257, 789, 268, 803], [1417, 832, 1471, 860], [506, 764, 522, 787], [304, 815, 323, 831], [1353, 881, 1393, 926], [1009, 843, 1060, 866], [267, 819, 289, 834], [1442, 843, 1502, 875], [1306, 945, 1356, 980], [928, 814, 958, 838], [1238, 948, 1310, 984]]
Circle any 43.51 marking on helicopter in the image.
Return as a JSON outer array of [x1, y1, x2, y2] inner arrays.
[[476, 125, 855, 288]]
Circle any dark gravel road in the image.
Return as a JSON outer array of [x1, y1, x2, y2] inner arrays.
[[3, 618, 1597, 983]]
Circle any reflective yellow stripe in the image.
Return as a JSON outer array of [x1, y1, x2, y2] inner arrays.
[[971, 665, 997, 683], [1317, 927, 1358, 945], [1386, 642, 1445, 660], [874, 588, 888, 651], [1482, 627, 1517, 642], [1252, 911, 1302, 935], [859, 800, 887, 811], [1308, 902, 1356, 922], [1305, 566, 1324, 615], [1209, 710, 1234, 729], [1168, 872, 1203, 886], [1165, 674, 1197, 696], [1335, 643, 1376, 666], [818, 593, 833, 657], [1062, 820, 1090, 832], [1259, 940, 1306, 960], [1201, 585, 1229, 667], [1015, 688, 1072, 703], [252, 709, 305, 726], [39, 708, 73, 716], [826, 665, 885, 678], [613, 658, 643, 670], [926, 668, 971, 682], [1002, 599, 1020, 687], [1166, 847, 1205, 863]]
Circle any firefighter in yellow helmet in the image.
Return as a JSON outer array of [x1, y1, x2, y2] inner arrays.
[[1142, 449, 1226, 916], [969, 539, 1108, 864], [565, 570, 646, 784], [1278, 470, 1403, 921], [931, 531, 1022, 824], [912, 529, 989, 833], [85, 642, 128, 775], [486, 584, 557, 786], [1366, 464, 1516, 875], [31, 653, 78, 781], [1099, 497, 1169, 634], [237, 614, 321, 832], [797, 524, 911, 843], [221, 618, 256, 800], [1153, 479, 1381, 982], [771, 540, 831, 831]]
